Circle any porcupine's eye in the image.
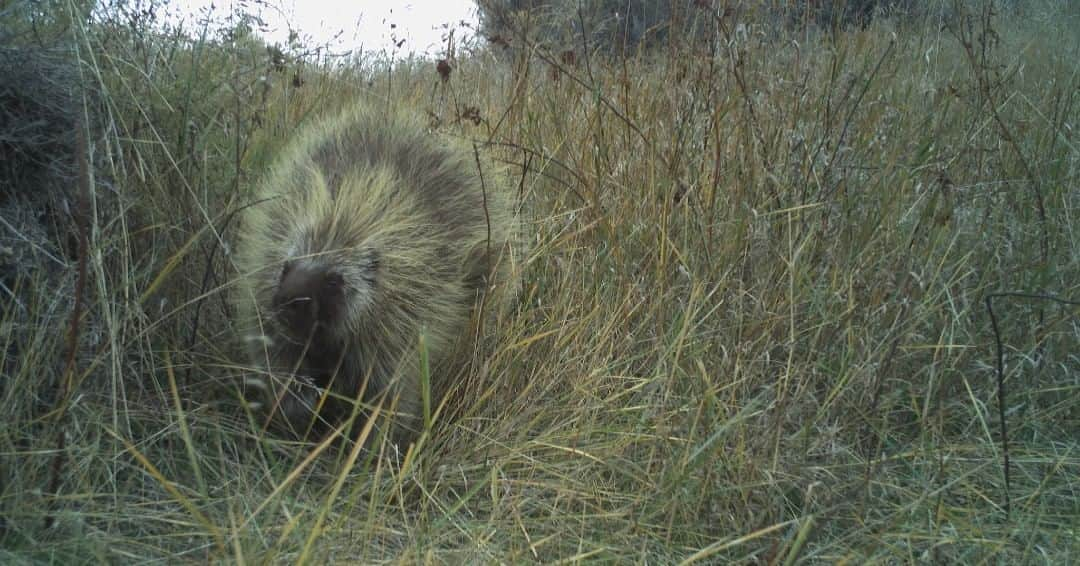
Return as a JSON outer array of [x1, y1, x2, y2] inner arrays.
[[315, 271, 346, 326], [279, 260, 294, 281], [324, 272, 344, 291]]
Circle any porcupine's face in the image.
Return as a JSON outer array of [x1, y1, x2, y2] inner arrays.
[[271, 259, 347, 343], [268, 245, 381, 346], [259, 250, 380, 437]]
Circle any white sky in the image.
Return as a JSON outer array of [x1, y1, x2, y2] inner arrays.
[[166, 0, 479, 57]]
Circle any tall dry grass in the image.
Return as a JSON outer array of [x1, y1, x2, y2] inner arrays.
[[1, 0, 1077, 562]]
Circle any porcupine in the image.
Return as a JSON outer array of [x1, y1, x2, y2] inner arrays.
[[233, 103, 524, 449]]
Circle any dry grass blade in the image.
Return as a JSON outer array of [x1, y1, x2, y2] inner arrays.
[[1, 0, 1076, 562], [105, 427, 225, 554]]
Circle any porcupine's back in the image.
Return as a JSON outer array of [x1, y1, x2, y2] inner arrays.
[[234, 104, 523, 445]]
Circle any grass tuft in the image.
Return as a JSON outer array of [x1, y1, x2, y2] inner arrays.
[[0, 0, 1077, 562]]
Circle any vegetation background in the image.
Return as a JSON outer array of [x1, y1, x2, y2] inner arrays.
[[1, 0, 1077, 562]]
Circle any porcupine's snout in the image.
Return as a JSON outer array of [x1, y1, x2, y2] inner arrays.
[[272, 261, 346, 339]]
